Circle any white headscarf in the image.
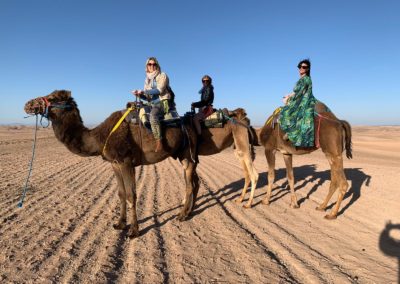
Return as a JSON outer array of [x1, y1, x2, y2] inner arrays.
[[145, 57, 161, 85]]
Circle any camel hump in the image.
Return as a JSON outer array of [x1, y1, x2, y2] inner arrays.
[[315, 101, 331, 114], [314, 101, 340, 121]]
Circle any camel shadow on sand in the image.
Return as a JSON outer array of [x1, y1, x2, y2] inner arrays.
[[137, 165, 371, 235], [190, 165, 371, 219]]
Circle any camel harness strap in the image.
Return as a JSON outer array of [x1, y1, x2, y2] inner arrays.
[[102, 106, 135, 157]]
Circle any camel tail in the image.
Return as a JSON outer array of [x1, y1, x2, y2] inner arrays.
[[341, 120, 352, 159], [248, 126, 258, 161]]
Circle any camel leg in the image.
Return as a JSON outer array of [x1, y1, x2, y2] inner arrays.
[[111, 162, 127, 230], [192, 170, 200, 211], [178, 160, 196, 221], [243, 156, 259, 209], [316, 154, 337, 212], [235, 158, 250, 205], [262, 149, 276, 205], [320, 155, 348, 219], [283, 154, 299, 208], [120, 159, 139, 238]]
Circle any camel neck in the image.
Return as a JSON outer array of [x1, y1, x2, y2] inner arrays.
[[51, 109, 100, 157]]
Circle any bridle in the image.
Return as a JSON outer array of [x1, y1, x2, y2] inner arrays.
[[25, 97, 74, 127], [26, 96, 73, 121]]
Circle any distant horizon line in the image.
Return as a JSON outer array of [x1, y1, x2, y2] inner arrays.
[[1, 122, 399, 128]]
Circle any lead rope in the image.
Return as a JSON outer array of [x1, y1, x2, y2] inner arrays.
[[18, 115, 39, 207]]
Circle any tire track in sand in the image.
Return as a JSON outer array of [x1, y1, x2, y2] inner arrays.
[[0, 163, 114, 282], [31, 169, 116, 282], [0, 159, 108, 236], [119, 163, 170, 283], [198, 155, 355, 283]]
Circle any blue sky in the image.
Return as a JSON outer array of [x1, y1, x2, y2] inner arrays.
[[0, 0, 399, 126]]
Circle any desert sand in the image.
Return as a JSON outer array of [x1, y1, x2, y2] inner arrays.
[[0, 125, 399, 283]]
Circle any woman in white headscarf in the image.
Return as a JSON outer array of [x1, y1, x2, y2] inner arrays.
[[132, 57, 174, 152]]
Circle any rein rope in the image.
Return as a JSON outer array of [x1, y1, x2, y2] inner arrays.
[[18, 115, 39, 208], [18, 97, 73, 206]]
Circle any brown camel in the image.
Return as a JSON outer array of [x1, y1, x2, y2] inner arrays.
[[258, 102, 352, 219], [196, 109, 259, 208], [24, 90, 200, 238]]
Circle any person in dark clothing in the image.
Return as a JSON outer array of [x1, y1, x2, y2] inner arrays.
[[191, 75, 214, 135]]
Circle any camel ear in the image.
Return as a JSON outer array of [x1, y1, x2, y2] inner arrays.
[[236, 108, 246, 118]]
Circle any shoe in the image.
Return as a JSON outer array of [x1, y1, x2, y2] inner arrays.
[[155, 139, 164, 152]]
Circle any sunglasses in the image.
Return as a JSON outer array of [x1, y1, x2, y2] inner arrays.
[[147, 63, 157, 67], [202, 79, 210, 83], [298, 65, 309, 69]]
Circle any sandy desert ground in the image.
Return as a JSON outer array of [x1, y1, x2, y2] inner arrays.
[[0, 125, 399, 283]]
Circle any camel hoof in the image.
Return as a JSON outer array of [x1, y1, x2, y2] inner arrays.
[[291, 203, 300, 209], [315, 206, 326, 211], [243, 203, 252, 209], [235, 198, 243, 204], [177, 213, 188, 222], [324, 214, 337, 220], [113, 221, 127, 230], [261, 199, 270, 205], [128, 225, 140, 238]]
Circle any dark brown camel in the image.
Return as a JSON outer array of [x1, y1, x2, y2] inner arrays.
[[258, 102, 352, 219], [196, 109, 259, 208], [24, 90, 199, 238]]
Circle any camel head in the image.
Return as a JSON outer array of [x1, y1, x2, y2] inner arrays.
[[227, 108, 247, 120], [227, 108, 249, 124], [24, 90, 76, 119]]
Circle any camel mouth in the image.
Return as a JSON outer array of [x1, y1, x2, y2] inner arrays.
[[24, 97, 48, 115]]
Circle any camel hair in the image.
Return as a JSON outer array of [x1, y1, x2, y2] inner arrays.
[[24, 90, 258, 238], [195, 109, 259, 208], [24, 90, 198, 238], [257, 102, 352, 219]]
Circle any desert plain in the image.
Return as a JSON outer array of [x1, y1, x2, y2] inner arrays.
[[0, 125, 399, 283]]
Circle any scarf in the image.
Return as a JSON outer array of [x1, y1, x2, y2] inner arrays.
[[146, 70, 160, 86]]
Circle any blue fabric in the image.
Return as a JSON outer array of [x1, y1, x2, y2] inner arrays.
[[144, 78, 160, 101]]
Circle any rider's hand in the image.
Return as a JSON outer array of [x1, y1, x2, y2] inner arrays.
[[132, 90, 144, 96]]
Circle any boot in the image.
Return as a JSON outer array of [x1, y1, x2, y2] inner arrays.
[[155, 139, 164, 152]]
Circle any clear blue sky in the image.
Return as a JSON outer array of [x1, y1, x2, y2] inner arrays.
[[1, 0, 399, 126]]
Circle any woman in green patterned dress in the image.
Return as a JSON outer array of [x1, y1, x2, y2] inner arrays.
[[280, 59, 317, 147]]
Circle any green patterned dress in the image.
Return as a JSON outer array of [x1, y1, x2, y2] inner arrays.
[[280, 75, 316, 147]]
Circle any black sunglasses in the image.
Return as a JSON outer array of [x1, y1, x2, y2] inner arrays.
[[298, 65, 309, 69], [147, 63, 157, 67], [202, 79, 210, 83]]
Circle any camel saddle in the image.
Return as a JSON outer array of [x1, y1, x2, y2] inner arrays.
[[202, 109, 226, 128], [124, 102, 182, 128]]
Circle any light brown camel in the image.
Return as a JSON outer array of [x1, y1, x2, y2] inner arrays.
[[24, 90, 200, 238], [257, 102, 352, 219], [196, 109, 259, 208]]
